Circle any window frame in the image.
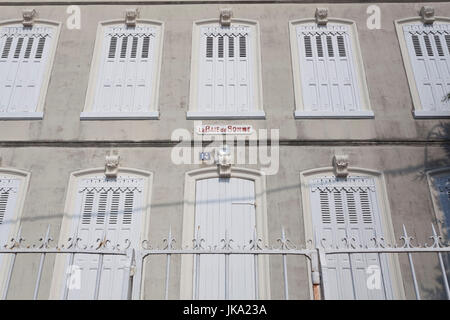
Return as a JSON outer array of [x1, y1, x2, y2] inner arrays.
[[299, 167, 404, 299], [0, 19, 61, 120], [0, 168, 30, 297], [395, 16, 450, 118], [81, 19, 164, 120], [179, 167, 270, 299], [187, 19, 265, 119], [49, 167, 154, 300], [289, 18, 373, 119]]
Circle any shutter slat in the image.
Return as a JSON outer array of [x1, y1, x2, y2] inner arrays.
[[337, 35, 346, 57], [96, 192, 107, 225], [228, 36, 234, 58], [108, 37, 117, 59], [81, 192, 94, 225], [239, 36, 246, 58], [316, 35, 323, 58], [424, 35, 434, 56], [130, 37, 138, 59], [14, 37, 24, 59], [320, 190, 331, 224], [1, 37, 13, 59], [0, 192, 9, 225], [24, 37, 34, 59], [218, 36, 224, 58], [434, 35, 444, 56], [35, 37, 46, 59], [141, 36, 150, 58], [123, 192, 134, 225], [206, 36, 213, 58], [109, 192, 120, 225], [326, 36, 334, 57], [412, 35, 423, 56], [445, 35, 450, 55], [304, 36, 312, 57], [346, 191, 358, 224], [120, 37, 128, 59]]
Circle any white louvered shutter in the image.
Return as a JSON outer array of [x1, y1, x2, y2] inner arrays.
[[67, 176, 144, 300], [403, 24, 450, 112], [0, 24, 53, 113], [435, 175, 450, 237], [297, 24, 361, 113], [93, 25, 156, 113], [310, 176, 393, 300], [0, 177, 20, 271], [194, 178, 256, 299], [198, 25, 253, 113]]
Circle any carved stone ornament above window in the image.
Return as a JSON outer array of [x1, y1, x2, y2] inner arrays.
[[315, 8, 328, 26], [22, 9, 37, 27], [420, 6, 435, 24], [125, 8, 140, 27], [220, 8, 233, 27], [105, 152, 120, 178], [333, 154, 349, 178], [215, 145, 232, 178]]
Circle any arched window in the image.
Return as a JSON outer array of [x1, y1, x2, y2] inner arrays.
[[187, 19, 264, 119], [180, 167, 270, 299], [0, 168, 30, 296], [300, 167, 404, 299], [290, 19, 373, 118], [395, 17, 450, 118], [81, 20, 163, 119], [0, 20, 60, 119], [50, 168, 153, 300]]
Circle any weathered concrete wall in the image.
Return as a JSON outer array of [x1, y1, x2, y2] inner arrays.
[[0, 1, 449, 300], [0, 3, 448, 141], [0, 144, 448, 299]]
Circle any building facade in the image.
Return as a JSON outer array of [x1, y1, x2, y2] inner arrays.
[[0, 1, 449, 300]]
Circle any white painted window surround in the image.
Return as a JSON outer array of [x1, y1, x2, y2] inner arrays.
[[0, 169, 29, 298], [180, 167, 270, 299], [188, 20, 264, 119], [195, 177, 256, 299], [0, 21, 60, 120], [50, 169, 153, 300], [290, 20, 373, 119], [396, 18, 450, 118], [300, 168, 405, 300], [81, 21, 163, 120]]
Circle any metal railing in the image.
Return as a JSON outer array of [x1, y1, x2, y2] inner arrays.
[[0, 224, 449, 300]]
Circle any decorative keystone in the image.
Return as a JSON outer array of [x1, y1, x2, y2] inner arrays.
[[333, 154, 349, 178], [22, 9, 37, 27], [105, 151, 120, 178], [420, 6, 435, 24], [220, 8, 233, 27], [125, 8, 140, 27], [315, 8, 328, 26], [215, 145, 232, 178]]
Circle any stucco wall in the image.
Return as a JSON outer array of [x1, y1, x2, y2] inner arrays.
[[0, 1, 449, 300], [0, 144, 448, 299], [0, 3, 448, 141]]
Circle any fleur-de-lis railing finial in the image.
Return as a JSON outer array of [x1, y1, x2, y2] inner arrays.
[[220, 230, 233, 250], [5, 226, 24, 250], [163, 226, 176, 250], [400, 224, 416, 248], [193, 226, 205, 250], [427, 223, 444, 248], [277, 227, 296, 250], [249, 227, 263, 250], [35, 225, 53, 249]]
